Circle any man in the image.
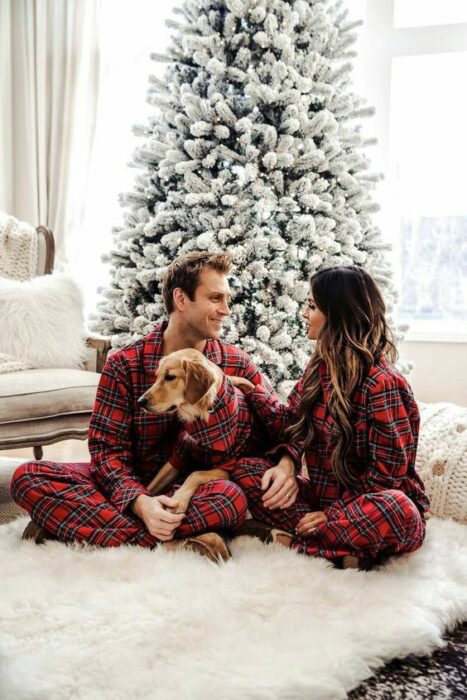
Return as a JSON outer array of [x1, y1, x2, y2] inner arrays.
[[11, 252, 297, 559]]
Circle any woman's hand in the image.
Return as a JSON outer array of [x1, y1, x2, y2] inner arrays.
[[262, 455, 299, 509], [228, 375, 255, 394], [295, 511, 327, 536]]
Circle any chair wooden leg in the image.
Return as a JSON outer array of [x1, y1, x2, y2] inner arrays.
[[33, 446, 43, 460]]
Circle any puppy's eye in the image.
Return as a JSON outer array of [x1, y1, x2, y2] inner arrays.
[[164, 373, 176, 382]]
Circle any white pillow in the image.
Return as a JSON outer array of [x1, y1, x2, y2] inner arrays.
[[0, 274, 89, 369], [416, 402, 467, 523]]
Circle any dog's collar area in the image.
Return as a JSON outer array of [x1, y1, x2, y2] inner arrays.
[[208, 375, 237, 415]]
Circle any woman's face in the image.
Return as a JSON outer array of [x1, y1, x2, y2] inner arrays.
[[303, 290, 326, 340]]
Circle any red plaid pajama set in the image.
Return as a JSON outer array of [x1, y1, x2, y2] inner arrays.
[[10, 323, 270, 547], [231, 357, 429, 563]]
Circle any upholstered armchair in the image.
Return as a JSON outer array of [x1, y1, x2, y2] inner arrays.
[[0, 224, 110, 460]]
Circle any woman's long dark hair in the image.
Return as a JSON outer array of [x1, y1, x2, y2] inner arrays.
[[288, 266, 397, 488]]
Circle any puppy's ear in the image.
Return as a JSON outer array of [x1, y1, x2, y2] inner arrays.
[[182, 359, 214, 404]]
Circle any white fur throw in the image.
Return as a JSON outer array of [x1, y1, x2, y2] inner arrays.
[[417, 402, 467, 523], [0, 274, 89, 369], [0, 516, 466, 699], [0, 212, 38, 280]]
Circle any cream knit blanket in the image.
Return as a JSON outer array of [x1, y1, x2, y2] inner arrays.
[[0, 353, 33, 375], [417, 402, 467, 523], [0, 212, 38, 280]]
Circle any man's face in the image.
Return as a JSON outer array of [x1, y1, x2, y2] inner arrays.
[[179, 269, 232, 340]]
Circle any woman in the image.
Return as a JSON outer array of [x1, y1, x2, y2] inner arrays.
[[231, 266, 429, 569]]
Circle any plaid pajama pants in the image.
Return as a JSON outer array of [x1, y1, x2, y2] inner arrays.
[[10, 461, 248, 547], [231, 459, 426, 562]]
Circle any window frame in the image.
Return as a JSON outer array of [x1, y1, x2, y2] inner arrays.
[[358, 0, 467, 342]]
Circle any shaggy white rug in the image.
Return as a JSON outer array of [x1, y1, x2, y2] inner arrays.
[[1, 516, 466, 700]]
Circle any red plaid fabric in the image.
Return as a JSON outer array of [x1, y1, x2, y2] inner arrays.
[[232, 459, 425, 561], [231, 357, 429, 561], [10, 322, 271, 545], [11, 461, 247, 547], [170, 375, 267, 473], [88, 322, 272, 512]]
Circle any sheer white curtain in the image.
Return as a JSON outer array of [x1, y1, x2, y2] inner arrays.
[[69, 0, 176, 320], [0, 0, 101, 267]]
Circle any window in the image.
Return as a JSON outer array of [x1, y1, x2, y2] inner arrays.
[[70, 0, 176, 320], [390, 53, 467, 330], [394, 0, 467, 29], [362, 1, 467, 340]]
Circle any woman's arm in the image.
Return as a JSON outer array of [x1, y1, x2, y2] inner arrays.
[[230, 375, 305, 468], [239, 377, 303, 439], [363, 378, 419, 493]]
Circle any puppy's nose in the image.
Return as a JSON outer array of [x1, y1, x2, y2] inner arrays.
[[138, 396, 148, 407]]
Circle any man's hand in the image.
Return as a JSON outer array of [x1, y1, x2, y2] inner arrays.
[[131, 494, 185, 541], [295, 511, 327, 536], [262, 455, 299, 510], [228, 376, 255, 394]]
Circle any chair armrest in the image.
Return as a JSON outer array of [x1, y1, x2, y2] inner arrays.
[[86, 336, 112, 373]]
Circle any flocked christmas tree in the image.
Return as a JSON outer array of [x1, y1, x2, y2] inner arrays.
[[93, 0, 403, 393]]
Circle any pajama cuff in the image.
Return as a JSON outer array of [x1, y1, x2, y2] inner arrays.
[[167, 449, 186, 473], [111, 480, 151, 514], [266, 443, 302, 471], [248, 383, 277, 416]]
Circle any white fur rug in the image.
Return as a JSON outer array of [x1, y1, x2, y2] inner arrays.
[[1, 517, 466, 700]]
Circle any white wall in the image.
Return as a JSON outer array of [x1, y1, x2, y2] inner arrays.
[[401, 341, 467, 407]]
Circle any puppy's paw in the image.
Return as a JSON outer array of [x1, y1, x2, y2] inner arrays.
[[172, 489, 192, 514]]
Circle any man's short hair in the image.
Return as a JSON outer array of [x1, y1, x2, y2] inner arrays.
[[162, 252, 232, 314]]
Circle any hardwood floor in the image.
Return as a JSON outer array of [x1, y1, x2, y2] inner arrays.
[[1, 440, 90, 463]]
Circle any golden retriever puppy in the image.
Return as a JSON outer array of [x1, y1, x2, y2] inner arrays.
[[138, 349, 234, 514], [139, 348, 223, 422]]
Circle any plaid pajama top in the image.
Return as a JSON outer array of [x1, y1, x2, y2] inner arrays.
[[170, 375, 267, 473], [88, 323, 273, 513], [248, 357, 430, 516]]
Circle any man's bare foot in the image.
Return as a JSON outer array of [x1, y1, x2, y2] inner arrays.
[[273, 532, 293, 547], [159, 540, 180, 553], [159, 532, 231, 563], [342, 555, 359, 569], [22, 520, 57, 544], [234, 519, 292, 546]]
